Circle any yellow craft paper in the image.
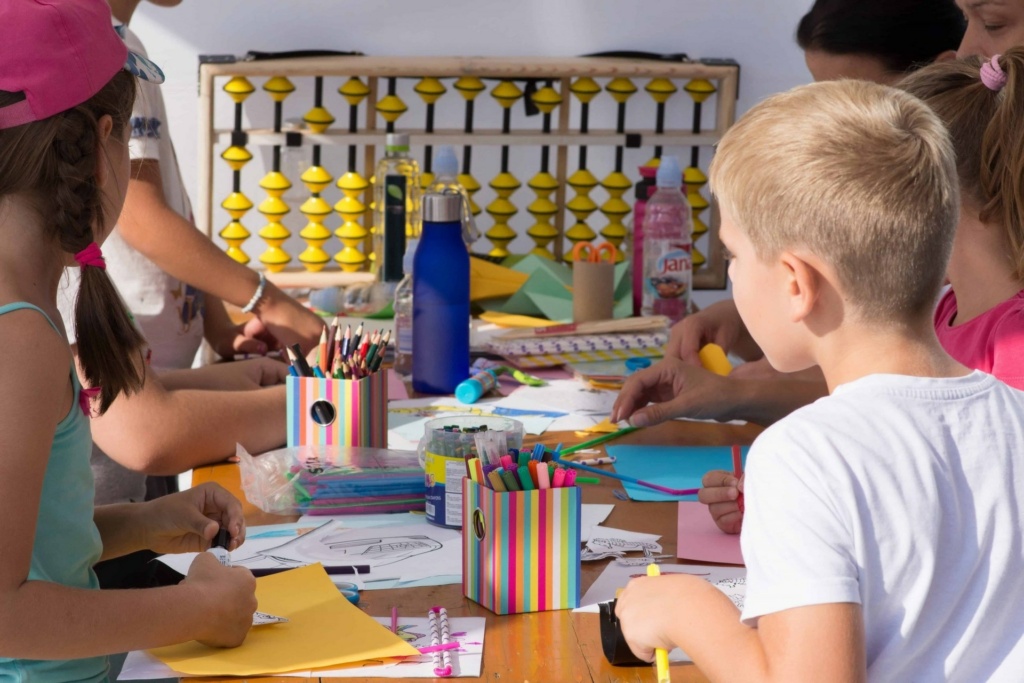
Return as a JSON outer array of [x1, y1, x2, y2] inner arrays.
[[149, 564, 418, 676], [470, 256, 529, 301], [584, 417, 622, 434]]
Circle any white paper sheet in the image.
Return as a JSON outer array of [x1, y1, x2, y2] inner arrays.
[[388, 396, 559, 448], [492, 379, 619, 415], [118, 617, 486, 680], [579, 504, 615, 542], [575, 561, 746, 614]]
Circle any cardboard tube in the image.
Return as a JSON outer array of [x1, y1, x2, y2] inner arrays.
[[573, 261, 615, 323]]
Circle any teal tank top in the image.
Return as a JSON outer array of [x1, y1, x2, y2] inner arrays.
[[0, 303, 107, 682]]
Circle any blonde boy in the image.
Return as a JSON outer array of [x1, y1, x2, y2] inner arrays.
[[615, 79, 1024, 681]]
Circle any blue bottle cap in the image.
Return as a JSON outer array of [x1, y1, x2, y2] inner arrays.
[[625, 357, 652, 374]]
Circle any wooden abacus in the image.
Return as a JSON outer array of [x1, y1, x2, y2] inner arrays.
[[197, 55, 739, 289]]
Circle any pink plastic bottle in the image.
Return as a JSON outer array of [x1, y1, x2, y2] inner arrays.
[[631, 164, 658, 316], [640, 156, 692, 323]]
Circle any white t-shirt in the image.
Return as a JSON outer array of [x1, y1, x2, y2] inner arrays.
[[57, 22, 204, 505], [740, 371, 1024, 682]]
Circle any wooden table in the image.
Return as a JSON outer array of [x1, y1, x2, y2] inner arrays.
[[193, 419, 762, 683]]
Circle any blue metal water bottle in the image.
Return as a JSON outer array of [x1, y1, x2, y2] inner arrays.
[[412, 193, 470, 394]]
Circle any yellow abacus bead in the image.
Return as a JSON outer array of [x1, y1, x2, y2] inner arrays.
[[489, 172, 522, 197], [303, 106, 335, 133], [334, 246, 368, 273], [376, 94, 408, 124], [564, 222, 597, 243], [684, 167, 708, 190], [333, 195, 366, 217], [300, 166, 333, 194], [259, 171, 291, 197], [257, 195, 289, 218], [223, 76, 255, 104], [645, 78, 678, 104], [684, 79, 717, 104], [486, 197, 518, 219], [300, 196, 332, 220], [601, 171, 632, 198], [528, 171, 558, 196], [687, 191, 709, 214], [337, 171, 370, 194], [692, 246, 706, 269], [531, 86, 561, 114], [338, 77, 370, 106], [219, 220, 250, 264], [258, 221, 291, 273], [600, 196, 631, 220], [298, 221, 332, 272], [692, 216, 709, 237], [221, 191, 253, 220], [644, 156, 662, 168], [414, 77, 447, 104], [567, 168, 599, 191], [570, 77, 601, 104], [454, 77, 486, 100], [221, 145, 252, 172], [262, 76, 295, 103], [459, 173, 482, 215], [420, 172, 434, 190], [491, 81, 523, 109], [605, 77, 638, 104], [566, 195, 598, 220]]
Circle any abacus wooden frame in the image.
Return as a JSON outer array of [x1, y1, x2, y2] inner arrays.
[[197, 55, 739, 289]]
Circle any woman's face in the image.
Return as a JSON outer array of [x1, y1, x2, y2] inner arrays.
[[804, 49, 898, 84], [958, 0, 1024, 57]]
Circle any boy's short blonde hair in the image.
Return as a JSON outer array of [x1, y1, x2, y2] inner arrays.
[[710, 79, 959, 322]]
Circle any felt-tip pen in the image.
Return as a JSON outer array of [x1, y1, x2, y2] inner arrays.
[[248, 564, 371, 577]]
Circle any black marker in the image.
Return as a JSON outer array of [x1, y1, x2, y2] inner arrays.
[[249, 564, 371, 577]]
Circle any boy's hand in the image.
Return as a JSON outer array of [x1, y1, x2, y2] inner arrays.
[[256, 282, 326, 355], [184, 552, 257, 648], [615, 574, 685, 662], [610, 357, 735, 426], [698, 470, 744, 534], [665, 299, 748, 365], [138, 483, 247, 555]]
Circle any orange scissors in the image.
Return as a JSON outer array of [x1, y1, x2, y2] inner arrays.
[[571, 241, 618, 263]]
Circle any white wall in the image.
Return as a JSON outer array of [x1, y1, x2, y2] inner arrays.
[[133, 0, 815, 307]]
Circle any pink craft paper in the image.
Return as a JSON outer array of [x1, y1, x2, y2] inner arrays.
[[387, 368, 410, 400], [676, 501, 744, 565]]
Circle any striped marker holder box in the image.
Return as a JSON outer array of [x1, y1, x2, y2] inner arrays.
[[462, 479, 581, 615], [286, 373, 387, 448]]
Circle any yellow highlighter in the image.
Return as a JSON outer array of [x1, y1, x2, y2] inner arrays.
[[699, 343, 732, 377], [646, 563, 671, 682]]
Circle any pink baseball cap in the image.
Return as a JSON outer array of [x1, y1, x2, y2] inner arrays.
[[0, 0, 164, 130]]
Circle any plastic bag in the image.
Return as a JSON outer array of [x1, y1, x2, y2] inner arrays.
[[237, 443, 425, 516]]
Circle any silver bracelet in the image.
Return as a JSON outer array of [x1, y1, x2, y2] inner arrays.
[[241, 272, 268, 314]]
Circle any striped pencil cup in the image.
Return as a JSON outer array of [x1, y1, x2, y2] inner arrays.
[[462, 479, 581, 615], [286, 373, 388, 448]]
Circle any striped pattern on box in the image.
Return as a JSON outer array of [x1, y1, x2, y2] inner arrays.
[[286, 373, 387, 448], [462, 479, 581, 615]]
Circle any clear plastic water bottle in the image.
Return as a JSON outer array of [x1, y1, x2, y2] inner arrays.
[[427, 145, 480, 246], [641, 156, 692, 323], [373, 133, 421, 284], [413, 194, 470, 394], [393, 239, 417, 379]]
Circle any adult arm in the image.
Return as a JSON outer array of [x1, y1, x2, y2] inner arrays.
[[118, 159, 324, 352]]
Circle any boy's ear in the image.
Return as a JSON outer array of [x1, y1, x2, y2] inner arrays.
[[779, 250, 822, 323], [933, 50, 958, 63]]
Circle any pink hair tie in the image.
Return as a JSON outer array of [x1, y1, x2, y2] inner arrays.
[[74, 242, 106, 269], [981, 55, 1007, 92], [78, 386, 101, 418]]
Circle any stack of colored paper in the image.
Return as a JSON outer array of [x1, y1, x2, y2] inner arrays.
[[292, 448, 426, 516], [148, 564, 418, 676]]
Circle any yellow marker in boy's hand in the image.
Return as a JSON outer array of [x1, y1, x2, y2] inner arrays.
[[646, 563, 671, 682], [699, 343, 732, 377]]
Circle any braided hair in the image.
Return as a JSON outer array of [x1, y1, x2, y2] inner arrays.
[[0, 71, 145, 412]]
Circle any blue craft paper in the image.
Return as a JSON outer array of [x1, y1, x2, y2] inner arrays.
[[605, 445, 750, 502]]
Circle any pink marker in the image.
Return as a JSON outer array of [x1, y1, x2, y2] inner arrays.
[[500, 455, 515, 471], [551, 467, 567, 488], [536, 464, 551, 489], [563, 469, 577, 487]]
